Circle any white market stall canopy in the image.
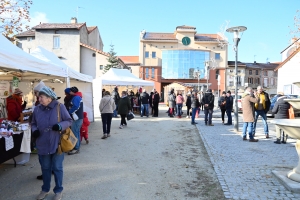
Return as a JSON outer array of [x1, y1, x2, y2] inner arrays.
[[99, 68, 154, 86]]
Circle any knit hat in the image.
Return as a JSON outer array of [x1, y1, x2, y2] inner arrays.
[[14, 88, 23, 95], [33, 81, 46, 92], [64, 88, 71, 94], [70, 86, 79, 93], [39, 86, 57, 100]]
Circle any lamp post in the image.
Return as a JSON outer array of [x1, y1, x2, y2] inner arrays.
[[217, 74, 220, 97], [205, 61, 210, 90], [226, 26, 247, 132], [193, 70, 201, 92]]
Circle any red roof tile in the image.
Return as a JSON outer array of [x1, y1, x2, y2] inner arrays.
[[143, 32, 177, 40], [87, 26, 97, 34], [80, 43, 109, 56], [32, 23, 85, 30], [275, 47, 300, 71], [15, 29, 35, 37], [118, 56, 140, 65]]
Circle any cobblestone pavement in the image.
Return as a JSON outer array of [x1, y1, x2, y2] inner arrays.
[[196, 109, 300, 200]]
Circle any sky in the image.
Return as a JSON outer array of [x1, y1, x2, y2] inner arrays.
[[26, 0, 299, 63]]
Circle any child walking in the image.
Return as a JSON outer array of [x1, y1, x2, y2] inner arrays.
[[80, 112, 90, 144]]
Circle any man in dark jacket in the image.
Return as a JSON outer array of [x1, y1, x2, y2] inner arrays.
[[224, 90, 234, 125], [253, 86, 271, 138], [272, 92, 290, 144], [191, 92, 200, 125], [111, 86, 120, 117], [140, 89, 150, 117], [201, 89, 215, 126], [152, 89, 160, 117]]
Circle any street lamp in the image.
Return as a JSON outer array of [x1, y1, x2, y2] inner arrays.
[[226, 26, 247, 132], [205, 61, 210, 90], [193, 70, 201, 92]]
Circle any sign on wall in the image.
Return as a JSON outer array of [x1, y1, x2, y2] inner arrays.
[[12, 76, 19, 88], [0, 81, 10, 97]]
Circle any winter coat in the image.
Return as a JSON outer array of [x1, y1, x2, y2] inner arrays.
[[112, 89, 120, 104], [99, 95, 116, 114], [176, 95, 184, 104], [241, 93, 259, 122], [254, 91, 271, 113], [140, 92, 150, 104], [191, 96, 200, 109], [225, 96, 233, 110], [218, 96, 226, 109], [153, 92, 160, 103], [168, 93, 176, 108], [272, 96, 290, 119], [31, 100, 72, 155], [186, 96, 191, 107], [118, 96, 131, 115], [6, 95, 26, 121], [201, 92, 214, 110], [80, 112, 90, 133], [149, 92, 154, 106]]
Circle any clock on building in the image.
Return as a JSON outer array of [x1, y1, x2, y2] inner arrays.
[[182, 37, 191, 46]]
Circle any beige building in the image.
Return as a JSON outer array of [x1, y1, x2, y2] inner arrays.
[[138, 25, 228, 96], [14, 17, 119, 78]]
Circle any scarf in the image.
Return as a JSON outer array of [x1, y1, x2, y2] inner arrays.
[[255, 92, 266, 110]]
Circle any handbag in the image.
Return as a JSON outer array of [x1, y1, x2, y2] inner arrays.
[[101, 97, 112, 113], [127, 112, 135, 120], [57, 103, 78, 154], [288, 105, 295, 119]]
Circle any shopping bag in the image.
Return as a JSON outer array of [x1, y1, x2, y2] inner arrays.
[[289, 105, 295, 119], [127, 112, 135, 120]]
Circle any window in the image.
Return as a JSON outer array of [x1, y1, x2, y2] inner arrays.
[[215, 69, 219, 79], [53, 36, 60, 49], [263, 78, 268, 87], [152, 52, 156, 58], [215, 53, 220, 60], [264, 71, 267, 76], [248, 77, 253, 84], [237, 76, 242, 85], [256, 78, 260, 84], [27, 37, 32, 41], [229, 70, 233, 73], [270, 78, 274, 86], [249, 70, 252, 75], [146, 68, 149, 78], [229, 81, 234, 86], [99, 65, 103, 70], [145, 51, 149, 58], [237, 70, 241, 73], [151, 68, 155, 78], [255, 70, 258, 75]]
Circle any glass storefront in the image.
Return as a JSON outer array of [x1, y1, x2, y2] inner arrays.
[[162, 50, 210, 79]]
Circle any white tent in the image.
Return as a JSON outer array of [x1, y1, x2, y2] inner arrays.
[[93, 68, 154, 117], [0, 35, 94, 121]]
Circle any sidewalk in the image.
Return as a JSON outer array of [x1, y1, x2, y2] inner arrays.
[[195, 114, 300, 199]]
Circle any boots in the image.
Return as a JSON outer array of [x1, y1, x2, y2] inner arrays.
[[274, 139, 281, 144], [101, 134, 107, 139]]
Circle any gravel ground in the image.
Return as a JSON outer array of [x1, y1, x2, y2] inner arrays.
[[0, 105, 225, 200]]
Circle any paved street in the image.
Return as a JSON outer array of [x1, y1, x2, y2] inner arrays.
[[197, 109, 300, 200]]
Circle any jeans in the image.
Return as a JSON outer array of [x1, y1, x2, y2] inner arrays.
[[120, 114, 127, 125], [113, 105, 118, 117], [226, 109, 232, 124], [71, 119, 83, 150], [101, 113, 113, 134], [39, 152, 64, 193], [141, 104, 149, 117], [204, 109, 213, 125], [253, 110, 269, 135], [191, 107, 197, 123], [242, 122, 254, 139], [176, 104, 183, 116]]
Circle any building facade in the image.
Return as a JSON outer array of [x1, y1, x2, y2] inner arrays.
[[15, 17, 124, 78], [139, 25, 227, 96]]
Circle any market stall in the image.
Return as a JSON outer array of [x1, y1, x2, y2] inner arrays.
[[93, 68, 154, 117]]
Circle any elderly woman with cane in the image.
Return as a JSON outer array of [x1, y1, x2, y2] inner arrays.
[[32, 86, 72, 200]]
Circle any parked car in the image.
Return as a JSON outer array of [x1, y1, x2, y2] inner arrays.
[[267, 94, 299, 117], [231, 93, 243, 113]]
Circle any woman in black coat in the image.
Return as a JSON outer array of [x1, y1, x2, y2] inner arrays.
[[272, 93, 290, 144], [186, 93, 192, 118]]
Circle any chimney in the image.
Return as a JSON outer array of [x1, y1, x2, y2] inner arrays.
[[71, 17, 77, 24]]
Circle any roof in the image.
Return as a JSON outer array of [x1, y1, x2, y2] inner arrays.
[[176, 25, 196, 30], [80, 43, 109, 56], [15, 29, 35, 37], [275, 47, 300, 71], [195, 34, 225, 42], [118, 56, 140, 65], [143, 32, 177, 40], [228, 61, 280, 69], [32, 23, 86, 30], [87, 26, 97, 34], [280, 38, 300, 54]]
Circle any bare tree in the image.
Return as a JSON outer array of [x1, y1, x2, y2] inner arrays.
[[289, 10, 300, 39], [0, 0, 33, 38]]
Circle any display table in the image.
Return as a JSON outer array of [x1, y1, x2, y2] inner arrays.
[[0, 132, 24, 167]]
